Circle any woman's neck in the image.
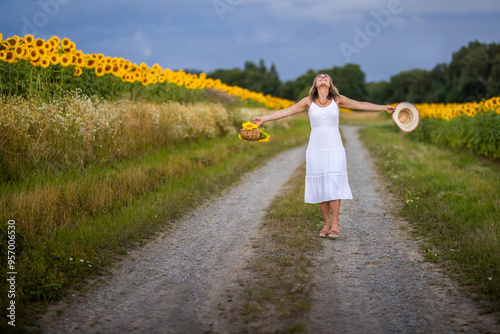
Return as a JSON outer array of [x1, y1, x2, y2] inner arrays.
[[317, 86, 329, 101]]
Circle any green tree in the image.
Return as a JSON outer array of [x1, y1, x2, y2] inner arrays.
[[208, 59, 282, 97]]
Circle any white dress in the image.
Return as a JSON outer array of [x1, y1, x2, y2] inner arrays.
[[304, 100, 353, 203]]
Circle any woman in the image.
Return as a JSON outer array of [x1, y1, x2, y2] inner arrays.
[[252, 73, 394, 238]]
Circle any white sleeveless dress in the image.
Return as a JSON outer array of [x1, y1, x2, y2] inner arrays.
[[304, 100, 353, 203]]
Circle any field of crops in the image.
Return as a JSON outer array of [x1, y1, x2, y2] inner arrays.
[[410, 99, 500, 160], [0, 34, 294, 110]]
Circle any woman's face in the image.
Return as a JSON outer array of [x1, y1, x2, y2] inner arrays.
[[316, 74, 330, 87]]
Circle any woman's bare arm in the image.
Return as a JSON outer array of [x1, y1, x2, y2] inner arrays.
[[337, 95, 394, 113], [252, 97, 310, 126]]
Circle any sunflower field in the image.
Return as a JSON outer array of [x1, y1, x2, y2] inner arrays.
[[410, 98, 500, 160], [0, 33, 294, 110]]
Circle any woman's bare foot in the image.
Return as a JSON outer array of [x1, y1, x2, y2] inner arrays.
[[328, 222, 339, 238], [319, 222, 331, 238]]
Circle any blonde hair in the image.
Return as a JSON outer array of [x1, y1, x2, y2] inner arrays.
[[308, 73, 340, 101]]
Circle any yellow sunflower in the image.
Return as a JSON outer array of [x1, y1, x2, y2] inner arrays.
[[40, 57, 50, 68], [29, 48, 40, 60], [15, 45, 26, 59], [111, 65, 122, 76], [74, 67, 83, 76], [61, 37, 71, 49], [60, 54, 71, 66], [242, 121, 258, 131], [49, 36, 60, 46], [104, 63, 113, 74], [34, 38, 45, 48], [24, 34, 35, 44], [43, 42, 52, 52], [31, 56, 43, 66], [95, 66, 105, 76], [490, 97, 499, 108], [86, 58, 96, 68], [5, 50, 16, 63], [0, 50, 6, 60], [50, 54, 60, 65], [6, 36, 19, 47], [122, 61, 131, 72], [75, 56, 85, 67]]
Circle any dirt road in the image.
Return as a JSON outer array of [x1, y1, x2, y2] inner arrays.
[[40, 125, 500, 334]]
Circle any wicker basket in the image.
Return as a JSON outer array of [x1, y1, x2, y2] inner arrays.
[[240, 128, 261, 141]]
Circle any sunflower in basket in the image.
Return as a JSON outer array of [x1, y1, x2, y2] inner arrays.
[[238, 121, 270, 143]]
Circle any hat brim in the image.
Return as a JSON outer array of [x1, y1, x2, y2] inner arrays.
[[392, 102, 420, 132]]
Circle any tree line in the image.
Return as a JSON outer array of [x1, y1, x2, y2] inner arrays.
[[206, 41, 500, 105]]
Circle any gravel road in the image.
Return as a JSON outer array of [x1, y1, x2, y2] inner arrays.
[[39, 125, 500, 334]]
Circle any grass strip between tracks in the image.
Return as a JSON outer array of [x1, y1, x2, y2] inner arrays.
[[232, 164, 323, 333]]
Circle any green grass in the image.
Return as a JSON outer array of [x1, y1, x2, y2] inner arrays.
[[0, 119, 311, 332], [359, 124, 500, 317], [232, 164, 323, 333]]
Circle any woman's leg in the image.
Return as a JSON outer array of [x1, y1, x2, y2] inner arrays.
[[329, 199, 341, 236], [330, 199, 340, 223], [318, 201, 331, 236]]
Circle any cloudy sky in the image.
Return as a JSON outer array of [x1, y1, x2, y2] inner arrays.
[[1, 0, 499, 83]]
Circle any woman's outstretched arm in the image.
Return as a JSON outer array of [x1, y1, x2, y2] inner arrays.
[[337, 95, 395, 113], [252, 97, 310, 126]]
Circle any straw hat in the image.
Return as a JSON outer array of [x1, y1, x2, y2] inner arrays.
[[392, 102, 420, 132]]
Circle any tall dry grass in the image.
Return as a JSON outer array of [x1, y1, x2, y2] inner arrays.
[[0, 92, 292, 239], [0, 91, 289, 182], [0, 91, 224, 180]]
